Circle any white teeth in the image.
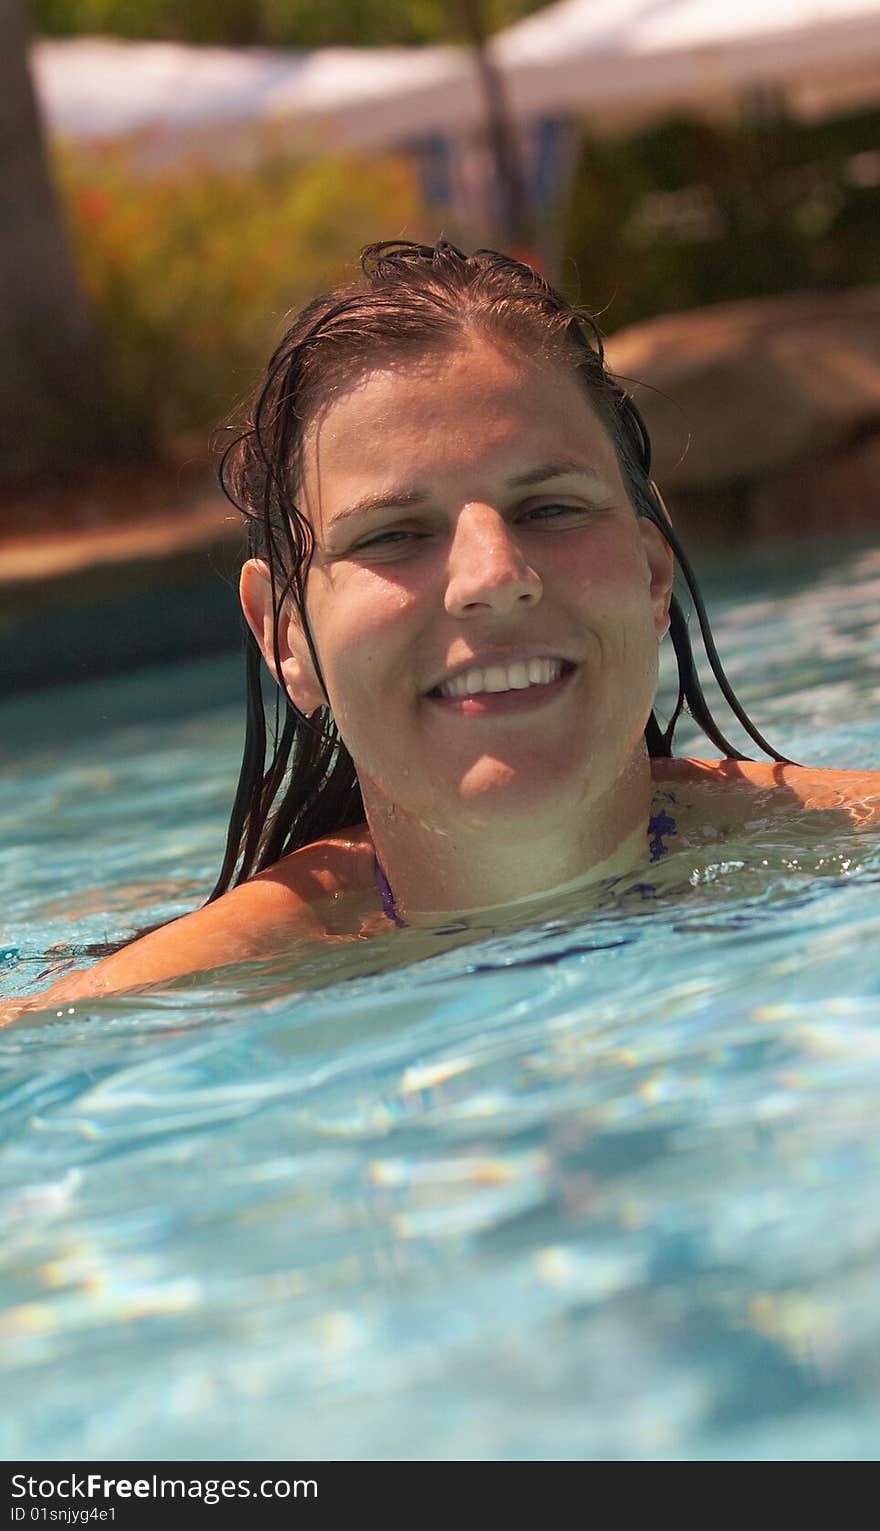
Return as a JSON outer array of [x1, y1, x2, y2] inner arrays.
[[437, 658, 565, 699], [484, 665, 508, 693], [506, 662, 531, 689]]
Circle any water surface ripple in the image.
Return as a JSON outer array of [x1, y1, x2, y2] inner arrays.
[[1, 538, 879, 1460]]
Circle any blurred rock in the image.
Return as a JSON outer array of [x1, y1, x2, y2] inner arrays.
[[605, 287, 880, 534]]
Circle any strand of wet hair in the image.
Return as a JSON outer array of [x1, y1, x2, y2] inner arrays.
[[613, 385, 795, 767], [655, 507, 796, 765]]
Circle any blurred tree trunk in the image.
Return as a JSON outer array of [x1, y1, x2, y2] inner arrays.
[[455, 0, 533, 253], [0, 0, 111, 484]]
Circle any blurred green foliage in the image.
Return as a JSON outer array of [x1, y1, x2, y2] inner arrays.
[[56, 142, 426, 450], [34, 0, 545, 46], [563, 106, 880, 330]]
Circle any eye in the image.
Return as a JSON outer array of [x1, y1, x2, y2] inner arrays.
[[352, 527, 427, 554], [521, 501, 592, 524]]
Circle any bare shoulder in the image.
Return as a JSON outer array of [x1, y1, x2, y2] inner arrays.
[[6, 825, 376, 1019], [653, 757, 880, 825], [262, 822, 376, 903]]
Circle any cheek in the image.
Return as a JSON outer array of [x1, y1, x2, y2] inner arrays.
[[318, 565, 424, 641], [562, 525, 651, 611], [564, 531, 659, 682], [308, 569, 424, 719]]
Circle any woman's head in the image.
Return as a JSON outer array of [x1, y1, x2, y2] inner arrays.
[[211, 240, 787, 897], [242, 323, 672, 837]]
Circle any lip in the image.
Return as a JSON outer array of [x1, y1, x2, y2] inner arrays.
[[424, 650, 575, 697], [425, 661, 577, 717]]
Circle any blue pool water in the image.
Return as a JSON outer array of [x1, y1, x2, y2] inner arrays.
[[1, 536, 879, 1461]]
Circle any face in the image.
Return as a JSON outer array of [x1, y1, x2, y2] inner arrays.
[[242, 333, 673, 835]]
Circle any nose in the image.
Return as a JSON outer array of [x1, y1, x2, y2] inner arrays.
[[444, 503, 543, 618]]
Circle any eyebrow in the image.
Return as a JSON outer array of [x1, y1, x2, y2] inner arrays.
[[330, 460, 608, 526]]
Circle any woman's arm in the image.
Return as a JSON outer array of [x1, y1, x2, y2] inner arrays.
[[3, 830, 375, 1022], [656, 758, 880, 824], [3, 870, 329, 1022]]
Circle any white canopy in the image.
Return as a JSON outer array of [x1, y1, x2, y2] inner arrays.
[[494, 0, 880, 129], [30, 37, 482, 161], [31, 0, 880, 164]]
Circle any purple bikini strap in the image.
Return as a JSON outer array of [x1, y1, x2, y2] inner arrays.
[[374, 855, 407, 928]]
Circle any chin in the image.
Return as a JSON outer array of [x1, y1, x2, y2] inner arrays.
[[453, 755, 594, 821]]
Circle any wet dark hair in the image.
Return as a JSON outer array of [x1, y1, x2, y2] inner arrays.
[[208, 238, 791, 903]]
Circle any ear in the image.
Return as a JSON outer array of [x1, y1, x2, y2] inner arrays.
[[637, 515, 674, 639], [239, 558, 327, 714]]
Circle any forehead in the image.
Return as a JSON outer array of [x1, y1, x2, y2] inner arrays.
[[298, 335, 622, 515]]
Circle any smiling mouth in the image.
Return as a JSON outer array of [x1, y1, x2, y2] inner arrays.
[[427, 657, 575, 700]]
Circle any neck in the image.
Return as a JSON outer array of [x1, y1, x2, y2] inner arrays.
[[362, 750, 655, 923]]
